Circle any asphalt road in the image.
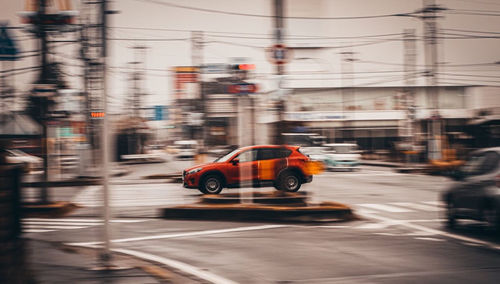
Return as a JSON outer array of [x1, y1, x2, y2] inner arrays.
[[23, 159, 500, 283]]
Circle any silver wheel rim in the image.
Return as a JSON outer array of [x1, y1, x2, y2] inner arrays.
[[286, 176, 298, 190], [205, 178, 220, 193]]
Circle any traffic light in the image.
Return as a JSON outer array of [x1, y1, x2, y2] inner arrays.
[[232, 64, 255, 71]]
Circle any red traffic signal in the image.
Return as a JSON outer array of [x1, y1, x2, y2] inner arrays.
[[233, 64, 255, 71]]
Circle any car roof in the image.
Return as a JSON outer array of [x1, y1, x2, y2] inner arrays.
[[238, 145, 297, 151]]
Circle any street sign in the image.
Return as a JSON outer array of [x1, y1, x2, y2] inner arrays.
[[0, 25, 19, 61], [227, 83, 258, 94], [266, 44, 292, 65]]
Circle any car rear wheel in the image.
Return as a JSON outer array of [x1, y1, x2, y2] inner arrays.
[[278, 172, 301, 192], [200, 175, 223, 194]]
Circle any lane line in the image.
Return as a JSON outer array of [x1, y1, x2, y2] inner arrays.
[[112, 248, 238, 284], [358, 211, 500, 250], [67, 243, 237, 284], [22, 221, 101, 226], [391, 202, 441, 212], [22, 218, 146, 223], [24, 229, 55, 233], [67, 224, 287, 246], [358, 203, 414, 213], [23, 225, 87, 230]]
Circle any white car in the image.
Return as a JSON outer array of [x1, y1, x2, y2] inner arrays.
[[321, 143, 362, 171], [3, 149, 43, 172], [174, 140, 198, 160]]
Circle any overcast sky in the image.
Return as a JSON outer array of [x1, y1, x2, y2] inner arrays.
[[2, 0, 500, 111]]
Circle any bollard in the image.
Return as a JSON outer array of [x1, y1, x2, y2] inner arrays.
[[0, 165, 30, 283]]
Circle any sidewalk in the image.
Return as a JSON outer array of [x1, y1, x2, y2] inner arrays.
[[27, 239, 170, 283]]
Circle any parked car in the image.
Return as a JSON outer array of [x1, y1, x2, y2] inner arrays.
[[2, 149, 43, 172], [183, 145, 314, 194], [321, 143, 361, 171], [442, 147, 500, 231], [174, 140, 198, 160]]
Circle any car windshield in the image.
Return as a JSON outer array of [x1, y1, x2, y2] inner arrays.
[[214, 148, 240, 162]]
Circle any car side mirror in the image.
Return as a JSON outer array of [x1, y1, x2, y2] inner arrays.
[[231, 158, 239, 165]]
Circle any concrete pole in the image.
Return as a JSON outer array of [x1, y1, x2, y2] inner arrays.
[[100, 0, 111, 266], [423, 0, 442, 160]]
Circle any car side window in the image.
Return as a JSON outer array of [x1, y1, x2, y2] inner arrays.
[[258, 148, 291, 160], [463, 152, 500, 176], [258, 149, 276, 160], [237, 150, 258, 163], [479, 152, 500, 175]]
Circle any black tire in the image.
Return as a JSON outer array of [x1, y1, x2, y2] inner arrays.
[[200, 175, 223, 194], [278, 172, 301, 192], [483, 206, 500, 233], [446, 200, 457, 229]]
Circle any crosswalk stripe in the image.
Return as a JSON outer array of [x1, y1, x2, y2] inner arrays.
[[24, 229, 55, 233], [23, 225, 87, 230], [23, 221, 100, 226], [22, 218, 146, 223], [421, 201, 444, 207], [391, 202, 441, 212], [358, 203, 414, 213]]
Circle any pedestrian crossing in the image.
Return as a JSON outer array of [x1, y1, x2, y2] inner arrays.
[[355, 201, 444, 214], [22, 218, 147, 233]]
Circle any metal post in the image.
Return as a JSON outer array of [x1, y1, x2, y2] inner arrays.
[[274, 0, 285, 145], [38, 0, 49, 204], [100, 0, 111, 266], [404, 29, 417, 163]]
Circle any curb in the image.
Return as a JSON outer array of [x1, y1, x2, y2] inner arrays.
[[22, 178, 101, 188], [160, 202, 355, 223], [22, 201, 81, 218]]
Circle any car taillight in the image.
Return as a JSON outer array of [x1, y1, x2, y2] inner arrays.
[[496, 174, 500, 187]]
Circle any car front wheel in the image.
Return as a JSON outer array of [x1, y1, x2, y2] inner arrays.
[[200, 175, 223, 194], [446, 200, 457, 229]]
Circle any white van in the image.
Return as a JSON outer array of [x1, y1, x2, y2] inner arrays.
[[322, 143, 362, 171], [174, 140, 198, 159]]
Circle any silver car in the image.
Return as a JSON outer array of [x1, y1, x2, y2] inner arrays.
[[442, 147, 500, 231]]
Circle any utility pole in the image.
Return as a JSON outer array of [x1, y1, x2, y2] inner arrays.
[[131, 46, 147, 118], [100, 0, 111, 267], [274, 0, 285, 144], [404, 29, 417, 161], [340, 51, 356, 143], [422, 0, 442, 160], [38, 0, 49, 204]]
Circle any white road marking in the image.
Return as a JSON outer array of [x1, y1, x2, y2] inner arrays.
[[391, 202, 441, 212], [358, 211, 500, 250], [414, 237, 445, 242], [23, 221, 101, 226], [113, 248, 238, 284], [24, 229, 55, 233], [68, 224, 288, 246], [23, 225, 87, 230], [421, 201, 444, 207], [22, 218, 146, 223], [358, 203, 414, 213]]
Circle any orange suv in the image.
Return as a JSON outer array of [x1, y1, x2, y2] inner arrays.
[[183, 145, 313, 194]]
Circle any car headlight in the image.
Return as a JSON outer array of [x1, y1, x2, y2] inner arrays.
[[187, 168, 202, 175]]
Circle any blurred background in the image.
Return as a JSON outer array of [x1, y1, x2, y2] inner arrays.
[[1, 1, 500, 283]]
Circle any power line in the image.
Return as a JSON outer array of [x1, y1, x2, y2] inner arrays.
[[136, 0, 416, 20], [108, 37, 189, 42], [442, 28, 500, 35]]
